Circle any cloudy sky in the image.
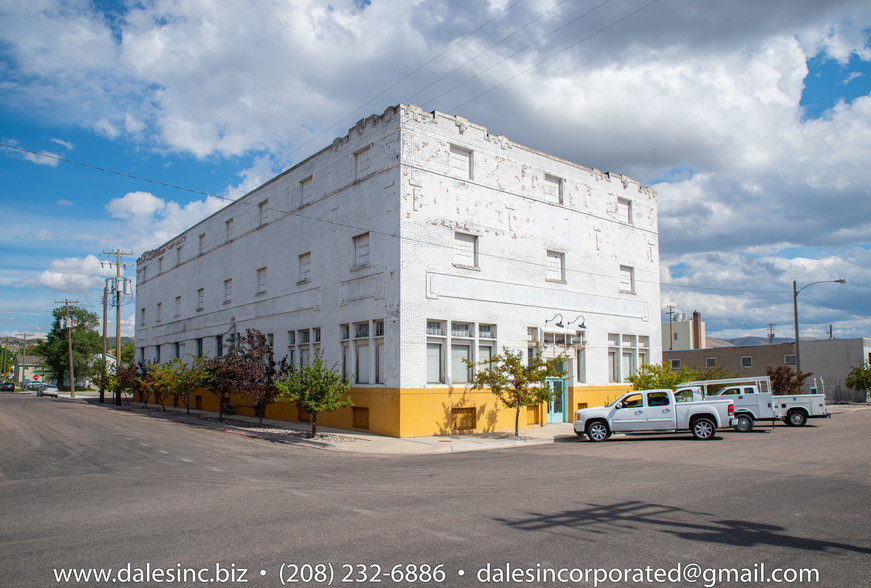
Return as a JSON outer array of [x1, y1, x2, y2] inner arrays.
[[1, 0, 869, 345]]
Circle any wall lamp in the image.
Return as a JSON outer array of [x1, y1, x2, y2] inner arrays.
[[545, 314, 564, 328], [568, 315, 586, 329]]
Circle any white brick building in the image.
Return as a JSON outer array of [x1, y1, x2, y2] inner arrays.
[[135, 104, 661, 436]]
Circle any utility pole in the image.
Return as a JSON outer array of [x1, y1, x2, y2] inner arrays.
[[55, 299, 79, 398], [666, 305, 678, 350], [767, 323, 776, 344], [102, 249, 134, 406], [101, 281, 108, 403]]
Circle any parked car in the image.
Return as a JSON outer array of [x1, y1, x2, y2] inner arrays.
[[1, 382, 14, 391], [26, 380, 43, 390], [573, 386, 735, 441], [36, 384, 59, 397]]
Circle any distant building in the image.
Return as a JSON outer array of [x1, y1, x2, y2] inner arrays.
[[13, 355, 46, 384], [664, 338, 871, 402], [662, 310, 705, 351], [135, 105, 661, 436]]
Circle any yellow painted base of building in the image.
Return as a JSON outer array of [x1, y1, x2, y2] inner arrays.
[[137, 383, 634, 439]]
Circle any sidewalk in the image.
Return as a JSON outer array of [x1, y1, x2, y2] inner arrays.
[[34, 390, 578, 455]]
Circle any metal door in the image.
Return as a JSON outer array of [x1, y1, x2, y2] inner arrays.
[[547, 378, 566, 423]]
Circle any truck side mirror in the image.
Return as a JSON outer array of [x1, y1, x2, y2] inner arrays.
[[616, 401, 625, 409]]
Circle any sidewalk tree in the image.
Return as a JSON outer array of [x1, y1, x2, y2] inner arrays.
[[90, 358, 114, 402], [766, 365, 813, 395], [466, 348, 566, 438], [33, 306, 101, 389], [232, 329, 287, 424], [172, 357, 207, 416], [112, 362, 141, 406], [845, 364, 871, 402], [274, 350, 352, 438]]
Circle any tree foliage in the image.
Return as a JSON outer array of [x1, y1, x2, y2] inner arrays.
[[33, 306, 101, 389], [766, 365, 813, 395], [466, 348, 566, 438], [845, 364, 871, 399], [627, 362, 741, 391], [274, 350, 352, 438]]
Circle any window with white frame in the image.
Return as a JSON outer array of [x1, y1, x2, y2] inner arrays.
[[450, 145, 472, 179], [198, 233, 205, 256], [546, 250, 565, 282], [157, 256, 164, 274], [340, 324, 350, 380], [299, 176, 312, 207], [618, 198, 633, 224], [544, 174, 563, 204], [140, 307, 146, 326], [638, 335, 650, 368], [175, 245, 183, 267], [608, 333, 620, 382], [450, 321, 473, 383], [353, 233, 370, 267], [427, 320, 446, 384], [741, 356, 753, 368], [621, 335, 637, 381], [454, 233, 478, 268], [174, 296, 181, 318], [223, 279, 232, 304], [354, 321, 370, 384], [528, 327, 539, 362], [608, 333, 646, 382], [256, 267, 267, 293], [374, 319, 384, 384], [478, 324, 496, 366], [354, 146, 371, 179], [298, 252, 311, 282], [258, 200, 269, 227], [576, 331, 587, 383], [619, 265, 635, 294], [225, 218, 233, 242]]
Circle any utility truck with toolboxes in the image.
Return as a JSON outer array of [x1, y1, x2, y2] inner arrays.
[[685, 376, 829, 428], [682, 377, 779, 432], [574, 387, 735, 442]]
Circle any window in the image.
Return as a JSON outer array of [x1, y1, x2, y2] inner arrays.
[[156, 303, 162, 323], [451, 343, 471, 383], [741, 356, 753, 368], [298, 252, 311, 282], [196, 288, 204, 310], [671, 359, 682, 370], [196, 338, 203, 358], [140, 307, 146, 326], [638, 336, 649, 367], [157, 257, 164, 274], [299, 176, 312, 207], [175, 246, 183, 267], [256, 267, 267, 293], [427, 321, 444, 336], [544, 175, 562, 204], [427, 343, 444, 383], [450, 145, 472, 179], [174, 296, 181, 318], [621, 335, 636, 381], [618, 198, 633, 224], [353, 233, 370, 267], [355, 322, 369, 339], [354, 146, 371, 179], [259, 200, 269, 226], [784, 355, 797, 366], [706, 357, 717, 368], [546, 250, 565, 282], [608, 334, 620, 382], [454, 233, 478, 268], [619, 265, 635, 294], [173, 342, 180, 359], [223, 279, 232, 303], [355, 341, 370, 384], [451, 322, 470, 337], [198, 233, 205, 256], [225, 218, 233, 242], [216, 336, 224, 358]]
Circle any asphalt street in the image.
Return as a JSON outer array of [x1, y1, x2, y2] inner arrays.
[[1, 393, 869, 587]]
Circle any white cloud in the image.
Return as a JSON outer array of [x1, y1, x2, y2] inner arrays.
[[36, 254, 115, 294], [57, 199, 72, 206], [50, 138, 74, 150]]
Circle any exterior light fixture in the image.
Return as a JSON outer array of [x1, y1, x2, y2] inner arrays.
[[793, 278, 846, 375], [568, 315, 586, 329], [545, 314, 564, 328]]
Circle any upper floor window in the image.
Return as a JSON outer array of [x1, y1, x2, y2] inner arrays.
[[300, 176, 313, 207], [353, 233, 370, 267], [354, 146, 371, 179], [619, 265, 635, 294], [256, 267, 268, 293], [544, 175, 563, 204], [298, 252, 311, 282], [259, 200, 269, 227], [450, 145, 473, 180], [546, 250, 565, 282], [454, 233, 478, 268], [225, 218, 234, 242], [198, 233, 206, 256], [618, 198, 633, 224]]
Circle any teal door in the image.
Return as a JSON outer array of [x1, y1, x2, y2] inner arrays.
[[547, 378, 567, 423]]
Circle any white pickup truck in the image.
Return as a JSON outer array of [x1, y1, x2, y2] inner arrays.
[[683, 377, 779, 432], [573, 387, 735, 442]]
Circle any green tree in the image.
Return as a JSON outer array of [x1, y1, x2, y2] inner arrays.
[[627, 362, 695, 390], [274, 351, 352, 438], [120, 341, 135, 365], [466, 348, 566, 438], [766, 365, 813, 395], [845, 363, 871, 401], [33, 306, 101, 389], [144, 361, 180, 411], [170, 357, 208, 415], [90, 358, 115, 402]]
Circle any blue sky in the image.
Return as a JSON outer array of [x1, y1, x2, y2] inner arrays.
[[1, 0, 870, 344]]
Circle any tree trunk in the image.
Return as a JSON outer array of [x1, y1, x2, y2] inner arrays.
[[258, 400, 265, 425], [514, 405, 520, 438], [311, 412, 318, 438]]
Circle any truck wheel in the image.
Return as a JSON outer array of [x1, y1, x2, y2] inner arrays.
[[585, 421, 610, 442], [691, 417, 716, 440], [786, 410, 807, 427], [734, 415, 754, 433]]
